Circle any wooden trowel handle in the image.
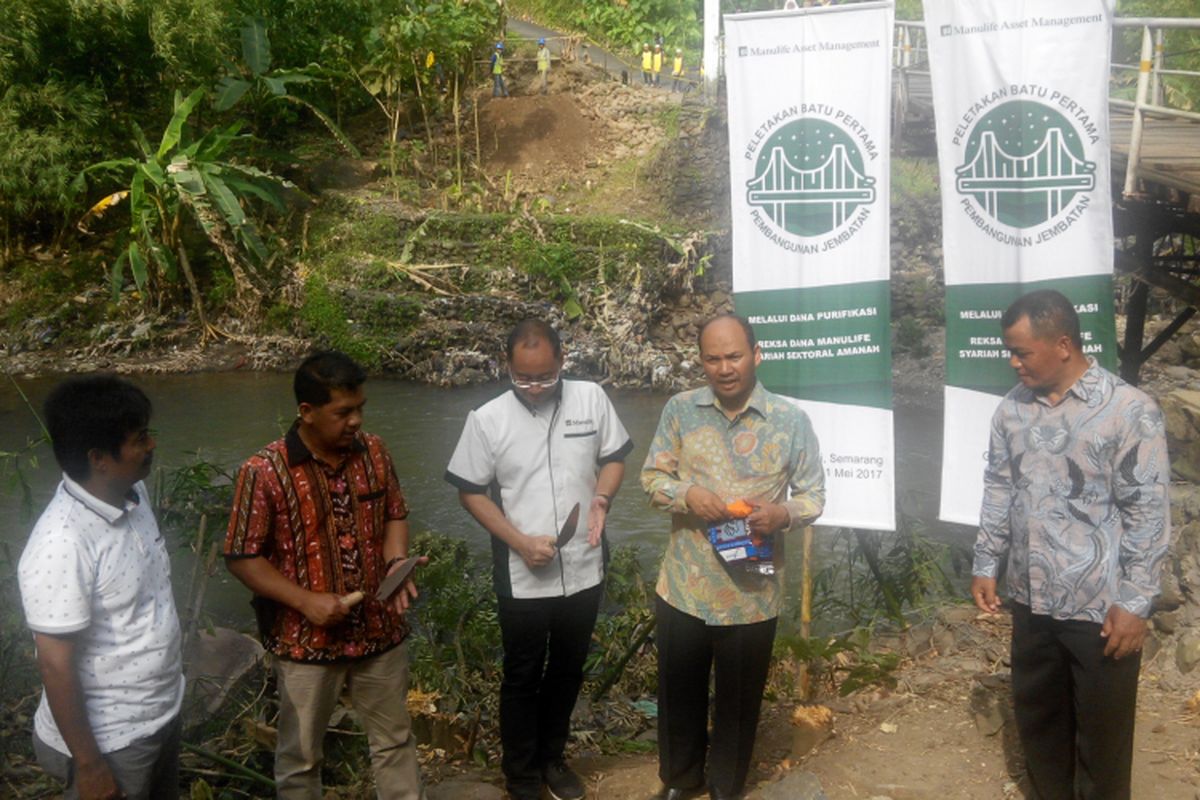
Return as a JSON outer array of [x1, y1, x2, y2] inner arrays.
[[341, 591, 365, 608]]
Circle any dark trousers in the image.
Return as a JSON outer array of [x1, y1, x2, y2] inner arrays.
[[497, 584, 602, 795], [1010, 603, 1142, 800], [655, 596, 777, 797]]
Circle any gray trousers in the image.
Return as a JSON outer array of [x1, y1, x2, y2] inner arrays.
[[34, 714, 181, 800]]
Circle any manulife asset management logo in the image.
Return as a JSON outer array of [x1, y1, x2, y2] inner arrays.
[[745, 117, 876, 242], [955, 99, 1096, 229]]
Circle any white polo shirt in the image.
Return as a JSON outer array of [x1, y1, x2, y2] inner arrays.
[[18, 476, 184, 754], [446, 380, 633, 599]]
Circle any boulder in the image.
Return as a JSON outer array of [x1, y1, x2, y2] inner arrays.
[[184, 627, 264, 719], [1175, 634, 1200, 673], [1161, 390, 1200, 481], [1170, 484, 1200, 527]]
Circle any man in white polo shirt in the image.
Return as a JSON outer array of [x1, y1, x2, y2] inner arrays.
[[18, 375, 184, 800], [445, 319, 632, 800]]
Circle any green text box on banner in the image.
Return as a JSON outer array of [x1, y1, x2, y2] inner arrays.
[[738, 282, 892, 409], [945, 275, 1117, 394]]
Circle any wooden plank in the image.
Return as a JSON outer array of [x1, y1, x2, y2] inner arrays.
[[1109, 108, 1200, 196]]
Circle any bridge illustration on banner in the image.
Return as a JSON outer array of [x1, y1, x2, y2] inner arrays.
[[955, 128, 1096, 219], [747, 144, 876, 229]]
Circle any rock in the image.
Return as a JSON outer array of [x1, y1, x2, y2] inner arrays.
[[789, 704, 834, 758], [1175, 634, 1200, 673], [1170, 484, 1200, 526], [1143, 631, 1162, 662], [1164, 366, 1195, 381], [931, 627, 957, 655], [1161, 390, 1200, 481], [904, 622, 933, 658], [1154, 610, 1181, 635], [1177, 522, 1200, 556], [426, 779, 504, 800], [1181, 333, 1200, 362], [755, 770, 828, 800], [939, 605, 978, 624], [1157, 570, 1186, 610], [969, 682, 1007, 736], [184, 627, 265, 719]]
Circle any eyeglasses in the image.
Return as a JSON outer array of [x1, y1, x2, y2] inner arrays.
[[509, 370, 560, 390]]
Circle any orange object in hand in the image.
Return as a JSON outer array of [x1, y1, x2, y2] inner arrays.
[[725, 499, 754, 518]]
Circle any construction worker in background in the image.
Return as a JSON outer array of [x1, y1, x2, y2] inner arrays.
[[537, 38, 550, 95], [641, 43, 653, 85], [491, 42, 509, 98], [652, 43, 664, 87], [671, 48, 684, 92]]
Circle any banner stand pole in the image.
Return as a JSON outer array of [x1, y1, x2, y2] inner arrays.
[[800, 525, 813, 700]]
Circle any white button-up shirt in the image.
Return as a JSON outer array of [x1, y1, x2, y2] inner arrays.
[[446, 380, 633, 599], [19, 476, 184, 754]]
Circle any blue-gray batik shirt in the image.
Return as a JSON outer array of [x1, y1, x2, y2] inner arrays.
[[973, 358, 1170, 622]]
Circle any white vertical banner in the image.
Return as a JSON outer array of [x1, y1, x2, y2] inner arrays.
[[725, 3, 896, 531], [704, 0, 720, 96], [925, 0, 1118, 525]]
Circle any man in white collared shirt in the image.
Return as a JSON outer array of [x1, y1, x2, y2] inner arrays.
[[445, 319, 632, 800], [19, 376, 183, 800]]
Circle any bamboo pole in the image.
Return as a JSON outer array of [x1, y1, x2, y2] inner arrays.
[[800, 525, 813, 700]]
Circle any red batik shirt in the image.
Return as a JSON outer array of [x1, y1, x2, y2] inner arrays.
[[225, 423, 410, 662]]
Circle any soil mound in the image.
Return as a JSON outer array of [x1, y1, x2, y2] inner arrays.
[[478, 94, 593, 180]]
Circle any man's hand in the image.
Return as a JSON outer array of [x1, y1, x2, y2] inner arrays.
[[299, 592, 352, 626], [75, 758, 123, 800], [685, 486, 727, 523], [587, 496, 609, 547], [519, 535, 558, 569], [746, 501, 789, 537], [387, 556, 430, 615], [970, 576, 1002, 614], [1101, 605, 1146, 660]]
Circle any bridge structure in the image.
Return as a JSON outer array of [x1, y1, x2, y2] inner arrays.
[[893, 16, 1200, 383], [747, 144, 876, 228]]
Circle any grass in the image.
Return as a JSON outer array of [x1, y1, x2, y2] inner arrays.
[[891, 156, 940, 202]]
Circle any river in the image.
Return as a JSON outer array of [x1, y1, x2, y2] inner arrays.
[[0, 372, 971, 628]]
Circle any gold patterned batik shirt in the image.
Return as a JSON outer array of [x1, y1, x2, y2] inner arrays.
[[640, 383, 825, 625]]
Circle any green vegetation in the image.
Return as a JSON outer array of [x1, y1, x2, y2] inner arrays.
[[0, 0, 498, 325], [811, 523, 960, 630], [511, 0, 702, 53], [75, 88, 295, 335]]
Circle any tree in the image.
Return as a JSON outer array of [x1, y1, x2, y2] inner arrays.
[[75, 89, 294, 338], [215, 16, 360, 156]]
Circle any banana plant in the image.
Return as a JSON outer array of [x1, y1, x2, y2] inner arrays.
[[74, 87, 294, 340], [215, 16, 359, 157]]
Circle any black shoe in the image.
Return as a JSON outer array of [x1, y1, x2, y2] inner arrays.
[[656, 789, 700, 800], [544, 759, 585, 800], [707, 788, 741, 800]]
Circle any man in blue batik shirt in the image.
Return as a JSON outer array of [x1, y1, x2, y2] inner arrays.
[[971, 289, 1170, 800]]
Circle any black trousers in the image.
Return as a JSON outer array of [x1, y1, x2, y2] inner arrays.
[[497, 583, 602, 795], [655, 596, 777, 797], [1010, 603, 1142, 800]]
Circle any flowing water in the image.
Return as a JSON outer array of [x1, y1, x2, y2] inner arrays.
[[0, 372, 971, 627]]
